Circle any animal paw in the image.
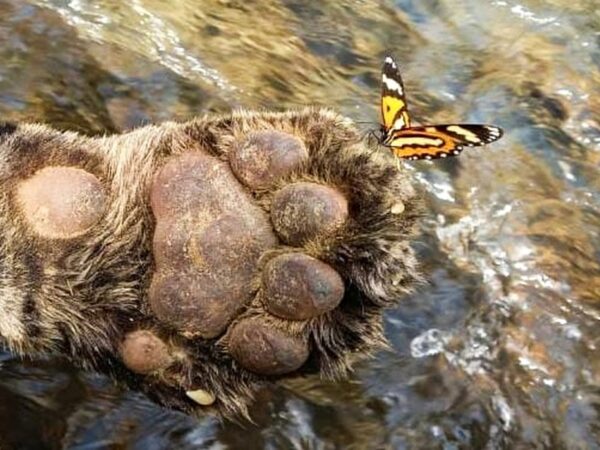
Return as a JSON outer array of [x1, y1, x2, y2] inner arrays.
[[4, 110, 421, 417]]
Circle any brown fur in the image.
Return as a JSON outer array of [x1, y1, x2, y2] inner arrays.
[[0, 108, 422, 417]]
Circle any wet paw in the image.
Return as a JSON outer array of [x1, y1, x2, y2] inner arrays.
[[133, 110, 420, 414], [2, 111, 419, 417]]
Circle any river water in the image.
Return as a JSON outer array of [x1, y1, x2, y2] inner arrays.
[[0, 0, 598, 448]]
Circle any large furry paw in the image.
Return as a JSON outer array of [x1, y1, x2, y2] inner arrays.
[[3, 109, 421, 417]]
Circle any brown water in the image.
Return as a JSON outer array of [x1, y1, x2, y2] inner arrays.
[[0, 0, 599, 448]]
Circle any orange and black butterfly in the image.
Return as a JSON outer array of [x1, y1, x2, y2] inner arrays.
[[379, 55, 503, 160]]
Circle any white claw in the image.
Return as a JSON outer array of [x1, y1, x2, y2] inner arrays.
[[391, 201, 405, 215], [186, 388, 216, 406]]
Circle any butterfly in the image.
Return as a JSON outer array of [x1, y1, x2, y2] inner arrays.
[[379, 55, 503, 161]]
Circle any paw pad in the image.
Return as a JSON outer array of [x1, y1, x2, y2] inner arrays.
[[17, 166, 106, 239], [229, 130, 308, 189], [149, 152, 277, 338], [262, 253, 344, 320], [271, 182, 348, 245], [119, 330, 173, 374], [228, 317, 309, 375]]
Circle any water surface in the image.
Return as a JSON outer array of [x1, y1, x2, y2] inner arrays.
[[0, 0, 598, 448]]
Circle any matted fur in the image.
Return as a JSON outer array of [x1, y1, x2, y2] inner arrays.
[[0, 108, 422, 417]]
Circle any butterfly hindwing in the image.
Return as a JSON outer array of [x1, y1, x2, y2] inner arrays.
[[381, 56, 411, 134], [387, 124, 503, 160]]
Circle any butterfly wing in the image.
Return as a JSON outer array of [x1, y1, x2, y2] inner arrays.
[[387, 124, 503, 160], [380, 56, 411, 137]]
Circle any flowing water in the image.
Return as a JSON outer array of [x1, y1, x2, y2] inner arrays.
[[0, 0, 598, 448]]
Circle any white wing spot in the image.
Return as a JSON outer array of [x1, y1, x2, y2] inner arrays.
[[394, 137, 444, 146], [440, 153, 448, 158], [382, 73, 403, 95], [447, 125, 482, 143], [425, 155, 432, 160], [385, 56, 398, 69], [392, 116, 406, 130], [487, 127, 501, 138]]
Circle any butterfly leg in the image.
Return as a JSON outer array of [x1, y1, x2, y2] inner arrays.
[[363, 130, 384, 159], [360, 128, 376, 146]]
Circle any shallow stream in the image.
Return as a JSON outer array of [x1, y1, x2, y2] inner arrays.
[[0, 0, 598, 448]]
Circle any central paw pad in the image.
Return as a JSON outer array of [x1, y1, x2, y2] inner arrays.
[[149, 152, 277, 338], [149, 130, 350, 374]]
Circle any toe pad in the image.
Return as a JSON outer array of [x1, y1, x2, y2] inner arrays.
[[229, 317, 309, 375], [229, 131, 308, 189], [263, 253, 344, 320], [271, 182, 348, 245], [120, 330, 173, 374]]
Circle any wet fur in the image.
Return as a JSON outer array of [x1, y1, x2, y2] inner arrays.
[[0, 108, 422, 417]]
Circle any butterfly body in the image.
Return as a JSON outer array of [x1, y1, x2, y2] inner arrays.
[[379, 56, 503, 161]]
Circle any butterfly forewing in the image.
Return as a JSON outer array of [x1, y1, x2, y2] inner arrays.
[[381, 56, 411, 135], [388, 124, 503, 160], [378, 55, 503, 161]]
